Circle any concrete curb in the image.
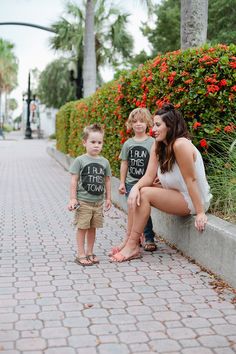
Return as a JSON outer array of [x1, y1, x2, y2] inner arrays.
[[47, 146, 236, 288]]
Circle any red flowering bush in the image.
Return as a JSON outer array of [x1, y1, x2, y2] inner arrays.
[[56, 43, 236, 178]]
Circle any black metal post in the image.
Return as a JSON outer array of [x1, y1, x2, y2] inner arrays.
[[25, 72, 32, 139], [69, 59, 83, 99]]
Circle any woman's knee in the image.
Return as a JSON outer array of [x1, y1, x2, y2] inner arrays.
[[140, 187, 153, 202]]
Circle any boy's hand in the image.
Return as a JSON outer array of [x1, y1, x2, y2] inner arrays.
[[118, 182, 126, 195], [68, 198, 78, 211], [104, 199, 112, 211]]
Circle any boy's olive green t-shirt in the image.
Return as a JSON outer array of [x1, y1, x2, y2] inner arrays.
[[69, 154, 111, 202], [119, 136, 155, 185]]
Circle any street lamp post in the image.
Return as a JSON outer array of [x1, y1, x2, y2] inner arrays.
[[25, 72, 32, 139], [69, 59, 83, 99]]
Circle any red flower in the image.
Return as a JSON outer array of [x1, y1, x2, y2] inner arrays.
[[199, 55, 219, 65], [152, 57, 161, 67], [207, 84, 220, 93], [181, 71, 189, 76], [121, 137, 126, 144], [184, 79, 193, 85], [160, 61, 168, 72], [219, 79, 227, 87], [231, 85, 236, 92], [200, 139, 208, 148], [199, 55, 212, 63], [224, 125, 234, 133], [224, 123, 236, 133], [168, 71, 177, 86], [229, 62, 236, 69], [175, 87, 186, 93], [218, 44, 228, 50], [204, 76, 218, 84], [193, 122, 201, 130], [149, 128, 155, 137]]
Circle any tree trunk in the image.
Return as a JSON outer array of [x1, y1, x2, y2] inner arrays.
[[181, 0, 208, 50], [83, 0, 96, 97]]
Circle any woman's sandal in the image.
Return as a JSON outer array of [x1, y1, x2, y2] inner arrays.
[[143, 242, 157, 252], [74, 256, 93, 266], [109, 251, 142, 263], [87, 254, 100, 264]]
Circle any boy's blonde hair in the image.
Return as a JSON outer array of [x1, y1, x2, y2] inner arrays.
[[126, 108, 153, 130], [82, 123, 104, 141]]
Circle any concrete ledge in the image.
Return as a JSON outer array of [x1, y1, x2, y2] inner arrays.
[[47, 146, 236, 288], [47, 146, 74, 170]]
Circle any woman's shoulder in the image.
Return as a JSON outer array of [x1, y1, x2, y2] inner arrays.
[[173, 137, 193, 150]]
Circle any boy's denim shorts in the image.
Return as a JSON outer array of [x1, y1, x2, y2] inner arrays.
[[73, 200, 103, 229]]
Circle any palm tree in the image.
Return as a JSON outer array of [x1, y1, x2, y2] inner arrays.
[[181, 0, 208, 49], [0, 39, 18, 127], [82, 0, 154, 97], [50, 0, 134, 98], [83, 0, 96, 97]]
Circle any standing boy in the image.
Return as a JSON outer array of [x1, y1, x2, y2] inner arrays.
[[68, 124, 111, 266], [110, 108, 156, 256]]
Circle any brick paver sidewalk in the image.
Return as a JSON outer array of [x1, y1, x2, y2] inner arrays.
[[0, 135, 236, 354]]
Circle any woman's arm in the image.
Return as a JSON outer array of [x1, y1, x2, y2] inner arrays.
[[174, 139, 207, 231]]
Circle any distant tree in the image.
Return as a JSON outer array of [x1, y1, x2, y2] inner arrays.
[[37, 58, 76, 109], [50, 0, 134, 96], [142, 0, 180, 54], [0, 38, 18, 127], [0, 39, 18, 92], [208, 0, 236, 45], [142, 0, 235, 55], [7, 98, 18, 112]]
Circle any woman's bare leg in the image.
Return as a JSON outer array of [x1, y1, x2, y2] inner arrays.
[[111, 187, 190, 260], [109, 207, 133, 255]]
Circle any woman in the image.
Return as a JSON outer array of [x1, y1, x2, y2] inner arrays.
[[110, 103, 212, 263]]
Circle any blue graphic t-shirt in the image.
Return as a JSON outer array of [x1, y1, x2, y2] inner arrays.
[[69, 154, 111, 202], [119, 136, 155, 185]]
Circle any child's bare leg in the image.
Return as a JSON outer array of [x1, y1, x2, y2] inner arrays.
[[86, 228, 99, 263], [76, 228, 92, 265]]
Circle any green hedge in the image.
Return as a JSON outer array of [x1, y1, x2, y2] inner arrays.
[[56, 43, 236, 176]]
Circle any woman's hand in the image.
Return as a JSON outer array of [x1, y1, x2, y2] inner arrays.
[[195, 212, 208, 232], [128, 185, 140, 208]]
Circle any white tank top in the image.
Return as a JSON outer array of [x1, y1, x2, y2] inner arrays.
[[158, 144, 212, 214]]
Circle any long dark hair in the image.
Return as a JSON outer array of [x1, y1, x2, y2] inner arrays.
[[155, 104, 190, 173]]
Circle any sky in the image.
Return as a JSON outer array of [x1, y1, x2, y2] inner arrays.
[[0, 0, 159, 117]]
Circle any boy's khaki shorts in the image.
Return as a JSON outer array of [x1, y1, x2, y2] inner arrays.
[[73, 200, 103, 229]]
